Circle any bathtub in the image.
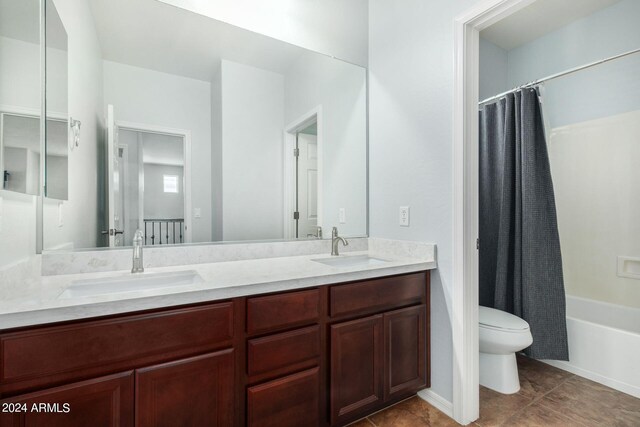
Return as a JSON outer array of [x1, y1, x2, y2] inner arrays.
[[542, 295, 640, 398]]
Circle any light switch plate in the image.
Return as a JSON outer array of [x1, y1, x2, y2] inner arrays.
[[399, 206, 410, 227], [194, 208, 201, 218], [339, 208, 346, 224]]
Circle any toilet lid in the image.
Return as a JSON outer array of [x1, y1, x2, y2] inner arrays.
[[479, 306, 530, 331]]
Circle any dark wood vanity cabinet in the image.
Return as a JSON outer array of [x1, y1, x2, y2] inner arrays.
[[245, 289, 322, 427], [0, 372, 134, 427], [247, 367, 320, 427], [0, 271, 429, 427], [330, 315, 384, 425], [136, 350, 235, 427], [328, 276, 429, 426]]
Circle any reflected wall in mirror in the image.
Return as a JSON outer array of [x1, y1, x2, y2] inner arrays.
[[0, 0, 42, 197], [45, 0, 69, 201], [43, 0, 367, 251], [0, 113, 67, 196]]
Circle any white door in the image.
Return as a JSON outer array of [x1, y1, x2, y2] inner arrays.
[[297, 133, 318, 237], [106, 104, 124, 247]]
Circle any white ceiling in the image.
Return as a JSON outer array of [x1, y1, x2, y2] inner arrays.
[[88, 0, 311, 82], [481, 0, 621, 50]]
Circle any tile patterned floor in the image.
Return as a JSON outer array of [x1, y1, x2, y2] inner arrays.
[[349, 355, 640, 426]]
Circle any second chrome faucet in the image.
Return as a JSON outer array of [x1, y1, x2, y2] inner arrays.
[[331, 227, 349, 256]]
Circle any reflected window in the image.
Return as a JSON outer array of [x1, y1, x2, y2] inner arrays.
[[163, 175, 178, 193]]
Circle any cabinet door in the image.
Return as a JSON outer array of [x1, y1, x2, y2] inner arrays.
[[0, 371, 133, 427], [247, 367, 319, 427], [384, 305, 427, 401], [135, 350, 234, 427], [329, 315, 383, 426]]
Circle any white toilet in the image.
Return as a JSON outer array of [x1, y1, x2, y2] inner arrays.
[[479, 306, 533, 394]]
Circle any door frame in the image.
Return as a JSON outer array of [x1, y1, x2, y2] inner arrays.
[[452, 0, 537, 424], [116, 120, 193, 244], [283, 106, 323, 239]]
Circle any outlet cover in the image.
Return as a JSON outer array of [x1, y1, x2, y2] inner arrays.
[[194, 208, 202, 219], [399, 206, 410, 227]]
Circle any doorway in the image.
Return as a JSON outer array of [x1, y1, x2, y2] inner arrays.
[[454, 0, 640, 423], [105, 106, 192, 247]]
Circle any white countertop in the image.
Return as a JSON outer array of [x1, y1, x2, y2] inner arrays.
[[0, 244, 436, 330]]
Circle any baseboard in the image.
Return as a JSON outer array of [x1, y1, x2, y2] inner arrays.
[[417, 388, 454, 419], [541, 360, 640, 399]]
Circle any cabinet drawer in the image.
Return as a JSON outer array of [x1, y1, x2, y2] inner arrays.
[[247, 367, 319, 427], [246, 289, 319, 334], [247, 325, 319, 378], [0, 302, 233, 395], [330, 273, 427, 318]]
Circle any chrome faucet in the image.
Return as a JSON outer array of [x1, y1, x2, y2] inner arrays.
[[331, 227, 348, 256], [307, 226, 323, 239], [132, 230, 144, 273]]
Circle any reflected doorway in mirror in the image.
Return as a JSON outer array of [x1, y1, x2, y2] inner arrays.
[[105, 105, 192, 247], [284, 107, 322, 239]]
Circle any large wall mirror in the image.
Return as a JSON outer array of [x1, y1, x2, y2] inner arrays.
[[41, 0, 367, 251]]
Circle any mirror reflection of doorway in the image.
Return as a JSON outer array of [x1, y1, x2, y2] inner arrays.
[[295, 121, 318, 238], [106, 106, 192, 247], [118, 128, 186, 246]]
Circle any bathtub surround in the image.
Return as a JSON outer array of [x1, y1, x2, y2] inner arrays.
[[550, 110, 640, 309], [479, 89, 568, 360]]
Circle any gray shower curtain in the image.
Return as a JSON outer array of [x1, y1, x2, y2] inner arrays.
[[479, 88, 569, 360]]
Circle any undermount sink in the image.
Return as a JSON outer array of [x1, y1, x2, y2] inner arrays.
[[312, 255, 389, 268], [58, 270, 204, 299]]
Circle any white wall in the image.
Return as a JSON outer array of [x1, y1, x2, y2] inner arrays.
[[158, 0, 369, 67], [369, 0, 485, 404], [507, 0, 640, 129], [480, 0, 640, 128], [0, 192, 37, 267], [210, 64, 223, 241], [220, 60, 284, 241], [478, 38, 508, 101], [284, 52, 367, 237], [44, 0, 104, 251], [0, 36, 41, 110], [0, 35, 40, 266], [103, 60, 212, 243]]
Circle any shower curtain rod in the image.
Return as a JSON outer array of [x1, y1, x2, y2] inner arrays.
[[478, 46, 640, 106]]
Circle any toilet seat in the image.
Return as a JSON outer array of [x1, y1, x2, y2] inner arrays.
[[479, 306, 530, 332]]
